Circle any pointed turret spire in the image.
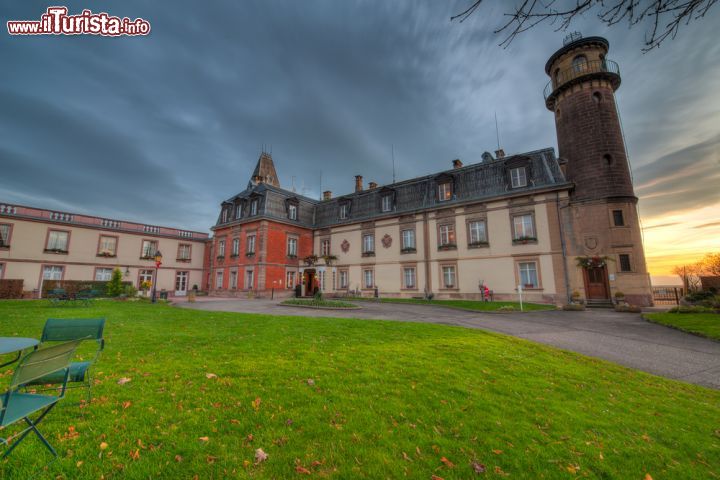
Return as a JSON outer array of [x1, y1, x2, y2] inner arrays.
[[249, 151, 280, 188]]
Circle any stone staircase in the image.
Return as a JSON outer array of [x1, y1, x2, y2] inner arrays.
[[586, 299, 614, 309]]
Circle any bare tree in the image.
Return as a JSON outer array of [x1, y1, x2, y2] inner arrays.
[[672, 263, 703, 291], [452, 0, 717, 51]]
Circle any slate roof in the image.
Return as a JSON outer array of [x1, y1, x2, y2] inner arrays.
[[213, 148, 570, 230]]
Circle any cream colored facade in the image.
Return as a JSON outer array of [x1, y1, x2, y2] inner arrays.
[[309, 191, 569, 304], [0, 204, 207, 296]]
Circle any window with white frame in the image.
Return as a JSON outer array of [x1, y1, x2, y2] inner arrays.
[[438, 224, 456, 247], [518, 262, 538, 288], [362, 234, 375, 254], [46, 230, 69, 252], [250, 199, 258, 216], [0, 224, 11, 248], [229, 269, 238, 289], [95, 267, 113, 281], [381, 195, 393, 212], [510, 167, 527, 188], [468, 220, 488, 245], [339, 270, 348, 289], [438, 182, 452, 201], [442, 265, 456, 288], [222, 209, 228, 223], [141, 240, 158, 258], [286, 271, 296, 289], [43, 265, 63, 280], [287, 236, 298, 256], [139, 269, 153, 288], [339, 203, 348, 220], [235, 204, 242, 219], [217, 240, 225, 257], [363, 269, 374, 288], [178, 243, 191, 260], [245, 269, 254, 289], [403, 267, 416, 289], [512, 214, 536, 240], [232, 238, 240, 256], [401, 229, 415, 250], [215, 270, 224, 289], [288, 204, 298, 220], [98, 235, 117, 256], [246, 235, 256, 254], [321, 239, 331, 256]]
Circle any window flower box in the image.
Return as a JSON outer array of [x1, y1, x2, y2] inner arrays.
[[400, 247, 417, 254], [96, 252, 117, 258], [45, 248, 68, 254], [216, 255, 225, 260], [246, 252, 255, 258], [468, 242, 489, 248], [512, 236, 537, 245], [230, 254, 239, 258], [176, 258, 191, 263], [287, 254, 297, 259], [438, 243, 457, 251], [361, 251, 375, 257]]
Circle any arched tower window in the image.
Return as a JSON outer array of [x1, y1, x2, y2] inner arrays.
[[572, 54, 588, 74]]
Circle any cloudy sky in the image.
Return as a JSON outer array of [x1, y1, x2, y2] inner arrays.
[[1, 1, 719, 278]]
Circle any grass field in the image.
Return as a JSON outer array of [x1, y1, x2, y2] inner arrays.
[[352, 297, 556, 312], [0, 300, 718, 479], [645, 312, 720, 341], [280, 298, 359, 309]]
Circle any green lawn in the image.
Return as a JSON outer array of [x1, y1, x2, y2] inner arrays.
[[0, 300, 718, 479], [645, 312, 720, 341], [352, 297, 555, 311]]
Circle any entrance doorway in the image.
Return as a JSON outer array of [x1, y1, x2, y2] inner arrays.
[[304, 269, 317, 296], [584, 266, 609, 299], [175, 271, 189, 296]]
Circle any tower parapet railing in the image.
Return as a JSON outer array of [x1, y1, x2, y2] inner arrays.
[[544, 59, 620, 103]]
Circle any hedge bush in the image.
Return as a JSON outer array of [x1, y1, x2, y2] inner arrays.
[[41, 280, 131, 297], [0, 279, 23, 299]]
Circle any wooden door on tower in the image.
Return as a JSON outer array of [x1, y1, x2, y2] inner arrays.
[[584, 266, 609, 299]]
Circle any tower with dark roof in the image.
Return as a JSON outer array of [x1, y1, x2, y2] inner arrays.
[[249, 151, 280, 188]]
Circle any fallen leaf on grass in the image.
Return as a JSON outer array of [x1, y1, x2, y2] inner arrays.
[[76, 460, 83, 467], [129, 449, 140, 461], [492, 449, 503, 455], [100, 442, 109, 450], [207, 455, 218, 464], [252, 397, 262, 411], [198, 436, 209, 442], [254, 448, 268, 464], [645, 475, 653, 480], [174, 455, 183, 463], [205, 373, 218, 379], [402, 452, 412, 462], [440, 457, 455, 468], [122, 401, 132, 409], [307, 378, 315, 386], [117, 377, 131, 385], [471, 461, 486, 473], [296, 465, 311, 474], [431, 475, 445, 480], [566, 465, 580, 474]]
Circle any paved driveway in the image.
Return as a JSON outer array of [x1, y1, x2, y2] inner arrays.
[[177, 298, 720, 389]]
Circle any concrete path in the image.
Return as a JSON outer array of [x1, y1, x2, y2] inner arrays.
[[177, 298, 720, 389]]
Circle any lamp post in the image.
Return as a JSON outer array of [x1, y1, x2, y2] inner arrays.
[[151, 251, 163, 303]]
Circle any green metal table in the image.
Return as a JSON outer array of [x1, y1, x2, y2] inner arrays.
[[0, 337, 39, 368]]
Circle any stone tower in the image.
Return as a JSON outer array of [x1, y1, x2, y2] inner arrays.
[[544, 33, 653, 306], [249, 151, 280, 188]]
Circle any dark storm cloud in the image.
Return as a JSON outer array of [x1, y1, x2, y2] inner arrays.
[[1, 1, 719, 231]]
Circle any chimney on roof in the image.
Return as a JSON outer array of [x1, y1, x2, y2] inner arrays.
[[495, 149, 505, 159], [368, 181, 378, 189], [452, 159, 463, 169], [323, 190, 332, 200], [355, 175, 363, 192]]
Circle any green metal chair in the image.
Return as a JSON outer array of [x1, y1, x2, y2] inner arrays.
[[23, 319, 105, 404], [1, 339, 82, 458]]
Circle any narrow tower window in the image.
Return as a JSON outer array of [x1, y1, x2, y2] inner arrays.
[[572, 55, 588, 74], [604, 154, 614, 165], [592, 91, 603, 103]]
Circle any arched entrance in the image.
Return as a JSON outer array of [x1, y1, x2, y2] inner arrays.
[[303, 269, 317, 297]]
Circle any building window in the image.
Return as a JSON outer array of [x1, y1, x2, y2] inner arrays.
[[619, 254, 632, 272], [230, 269, 238, 289], [613, 210, 625, 226], [403, 267, 416, 289], [442, 265, 456, 289], [288, 204, 298, 220], [362, 234, 375, 255], [438, 224, 456, 248], [510, 167, 527, 188], [286, 271, 296, 289], [572, 54, 588, 73], [401, 229, 416, 252], [95, 267, 113, 281], [287, 237, 298, 257], [235, 204, 243, 219], [512, 214, 536, 241], [46, 230, 69, 252], [42, 265, 64, 281], [217, 240, 226, 258], [321, 239, 331, 256], [339, 270, 349, 289], [0, 263, 4, 279], [246, 235, 256, 255], [339, 203, 348, 220], [215, 270, 224, 289], [438, 182, 452, 202], [468, 220, 488, 246], [177, 243, 191, 261], [245, 269, 254, 289], [250, 200, 258, 216], [175, 271, 189, 292], [381, 195, 393, 213], [221, 209, 228, 223], [141, 240, 158, 258], [232, 238, 240, 256], [98, 235, 117, 256], [363, 269, 374, 289], [518, 262, 539, 288], [0, 224, 11, 248], [139, 269, 153, 289]]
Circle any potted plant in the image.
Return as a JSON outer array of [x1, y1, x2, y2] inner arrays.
[[614, 291, 626, 304], [571, 290, 582, 303]]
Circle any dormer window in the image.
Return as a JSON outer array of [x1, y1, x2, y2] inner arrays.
[[250, 199, 258, 216], [438, 182, 452, 202], [235, 204, 242, 219], [510, 167, 527, 188], [339, 203, 349, 220], [221, 209, 228, 223], [381, 194, 393, 213]]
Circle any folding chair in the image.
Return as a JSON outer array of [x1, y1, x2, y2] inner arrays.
[[23, 319, 105, 405], [0, 339, 82, 459]]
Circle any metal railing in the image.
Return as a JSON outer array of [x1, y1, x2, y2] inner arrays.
[[652, 286, 684, 305], [544, 59, 620, 99]]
